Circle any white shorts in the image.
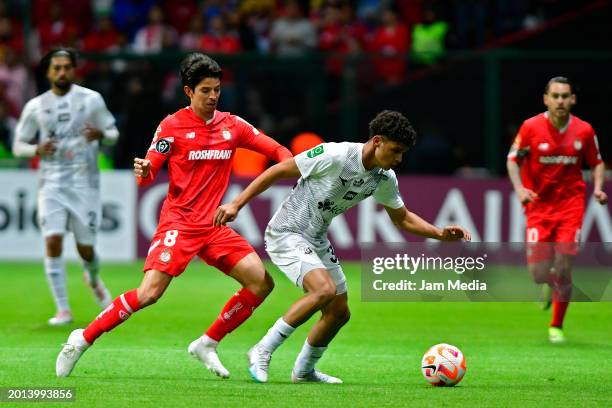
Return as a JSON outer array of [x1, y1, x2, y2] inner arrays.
[[38, 187, 100, 246], [264, 228, 347, 295]]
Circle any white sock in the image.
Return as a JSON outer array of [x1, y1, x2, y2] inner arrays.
[[201, 335, 218, 348], [293, 340, 327, 376], [45, 256, 69, 313], [83, 253, 100, 285], [259, 318, 295, 353]]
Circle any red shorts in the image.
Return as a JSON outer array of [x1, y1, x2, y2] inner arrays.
[[144, 225, 255, 276], [525, 213, 583, 264]]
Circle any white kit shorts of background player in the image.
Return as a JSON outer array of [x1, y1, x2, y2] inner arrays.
[[265, 142, 405, 295], [15, 84, 116, 244]]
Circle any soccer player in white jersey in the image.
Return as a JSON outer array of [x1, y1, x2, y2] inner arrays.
[[13, 48, 118, 325], [214, 110, 471, 383]]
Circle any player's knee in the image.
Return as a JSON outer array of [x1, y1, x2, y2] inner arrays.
[[76, 245, 94, 262], [312, 282, 336, 306], [528, 264, 550, 284], [246, 271, 274, 298], [138, 286, 165, 307], [46, 236, 63, 257]]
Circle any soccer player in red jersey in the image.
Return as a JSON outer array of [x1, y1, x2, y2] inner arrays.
[[55, 53, 293, 378], [507, 76, 608, 343]]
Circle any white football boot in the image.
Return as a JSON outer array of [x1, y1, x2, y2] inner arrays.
[[48, 310, 73, 326], [247, 344, 272, 383], [188, 338, 230, 379], [56, 329, 90, 377], [292, 369, 343, 384], [83, 271, 112, 308]]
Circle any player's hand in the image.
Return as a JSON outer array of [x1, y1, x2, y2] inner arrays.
[[440, 225, 471, 242], [133, 158, 151, 178], [82, 123, 103, 142], [517, 187, 537, 204], [594, 190, 608, 205], [214, 203, 239, 227], [36, 140, 57, 157]]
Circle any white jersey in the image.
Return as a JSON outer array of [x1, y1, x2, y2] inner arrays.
[[14, 84, 116, 189], [268, 142, 404, 240]]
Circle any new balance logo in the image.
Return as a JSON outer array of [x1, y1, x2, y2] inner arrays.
[[186, 131, 195, 139], [188, 149, 232, 160]]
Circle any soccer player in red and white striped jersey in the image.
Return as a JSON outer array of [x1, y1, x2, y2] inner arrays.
[[507, 76, 607, 343], [55, 53, 292, 378]]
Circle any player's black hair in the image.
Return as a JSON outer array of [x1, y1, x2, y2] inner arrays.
[[41, 47, 77, 72], [180, 53, 223, 90], [545, 76, 573, 93], [368, 110, 417, 148]]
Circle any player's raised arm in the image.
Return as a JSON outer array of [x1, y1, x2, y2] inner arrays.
[[385, 205, 471, 241], [214, 158, 301, 226]]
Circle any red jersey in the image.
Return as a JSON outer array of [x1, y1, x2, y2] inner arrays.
[[138, 107, 292, 231], [508, 112, 602, 215]]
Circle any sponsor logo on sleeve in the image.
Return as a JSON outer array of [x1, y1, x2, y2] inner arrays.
[[307, 145, 324, 158], [155, 139, 172, 154]]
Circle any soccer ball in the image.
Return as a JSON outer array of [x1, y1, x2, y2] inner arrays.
[[421, 343, 466, 386]]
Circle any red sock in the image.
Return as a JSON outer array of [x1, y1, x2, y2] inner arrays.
[[83, 289, 140, 344], [205, 288, 264, 342], [550, 275, 571, 328]]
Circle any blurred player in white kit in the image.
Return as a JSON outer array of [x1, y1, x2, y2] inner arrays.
[[13, 48, 118, 325]]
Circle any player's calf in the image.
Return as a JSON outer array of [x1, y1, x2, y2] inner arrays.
[[82, 289, 141, 344]]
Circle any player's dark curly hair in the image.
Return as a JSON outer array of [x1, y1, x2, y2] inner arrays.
[[180, 53, 223, 90], [545, 76, 573, 93], [41, 47, 77, 73], [368, 110, 416, 148]]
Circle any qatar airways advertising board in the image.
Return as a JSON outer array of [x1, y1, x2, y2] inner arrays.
[[136, 175, 612, 260]]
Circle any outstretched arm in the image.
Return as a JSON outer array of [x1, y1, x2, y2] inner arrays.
[[385, 205, 471, 241], [241, 133, 292, 163], [214, 158, 301, 226]]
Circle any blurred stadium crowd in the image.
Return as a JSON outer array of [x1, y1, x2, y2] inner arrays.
[[0, 0, 606, 173]]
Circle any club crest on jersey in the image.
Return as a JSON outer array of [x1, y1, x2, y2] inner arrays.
[[160, 249, 172, 263], [538, 143, 549, 151], [574, 140, 582, 150], [222, 128, 232, 140], [156, 139, 171, 154]]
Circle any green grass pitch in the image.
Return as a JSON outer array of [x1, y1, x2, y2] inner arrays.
[[1, 261, 611, 407]]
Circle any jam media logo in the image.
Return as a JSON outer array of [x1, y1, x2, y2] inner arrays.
[[307, 145, 324, 158]]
